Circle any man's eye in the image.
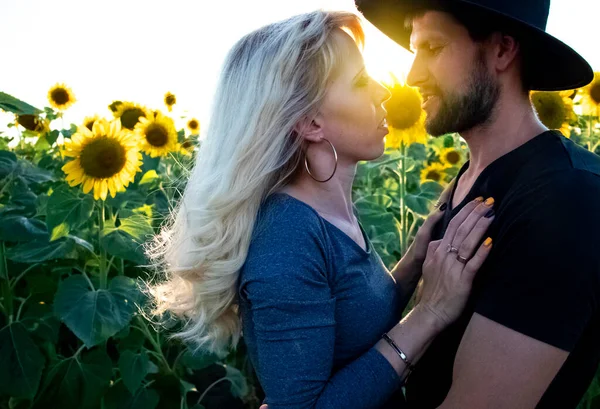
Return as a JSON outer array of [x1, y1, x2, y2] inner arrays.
[[428, 45, 443, 54]]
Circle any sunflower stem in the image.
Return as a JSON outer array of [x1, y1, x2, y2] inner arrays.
[[98, 200, 108, 290], [0, 241, 13, 322], [590, 115, 596, 153], [399, 143, 408, 256]]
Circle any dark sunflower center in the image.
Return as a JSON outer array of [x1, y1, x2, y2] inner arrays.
[[165, 95, 176, 105], [121, 108, 146, 130], [17, 115, 39, 131], [445, 151, 460, 165], [146, 124, 169, 147], [426, 170, 441, 182], [386, 87, 422, 130], [532, 93, 565, 129], [51, 88, 70, 105], [188, 120, 199, 130], [80, 137, 127, 178], [109, 101, 123, 113], [590, 84, 600, 105]]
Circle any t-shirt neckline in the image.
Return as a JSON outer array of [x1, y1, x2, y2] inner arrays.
[[448, 130, 558, 212]]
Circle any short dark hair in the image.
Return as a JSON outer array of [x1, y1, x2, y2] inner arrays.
[[405, 0, 532, 92]]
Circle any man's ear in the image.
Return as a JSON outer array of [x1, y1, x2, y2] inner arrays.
[[492, 32, 520, 72], [294, 114, 324, 143]]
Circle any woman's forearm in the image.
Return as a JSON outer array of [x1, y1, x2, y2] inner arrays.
[[391, 244, 423, 310], [375, 305, 443, 378]]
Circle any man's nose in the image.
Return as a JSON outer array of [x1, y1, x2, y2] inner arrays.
[[407, 54, 428, 88]]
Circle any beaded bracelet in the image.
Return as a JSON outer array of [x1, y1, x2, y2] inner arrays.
[[381, 332, 416, 375]]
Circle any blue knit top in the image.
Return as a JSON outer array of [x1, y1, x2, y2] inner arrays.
[[238, 193, 407, 408]]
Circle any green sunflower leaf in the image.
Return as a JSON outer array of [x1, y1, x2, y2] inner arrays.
[[33, 347, 112, 408], [118, 350, 149, 395], [0, 150, 17, 178], [101, 214, 153, 265], [53, 275, 143, 348], [405, 182, 444, 216], [0, 322, 45, 399], [5, 236, 77, 263], [0, 92, 42, 116], [0, 215, 48, 242], [46, 185, 94, 241]]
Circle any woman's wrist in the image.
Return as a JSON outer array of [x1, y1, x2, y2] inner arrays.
[[375, 303, 445, 378], [410, 302, 447, 335]]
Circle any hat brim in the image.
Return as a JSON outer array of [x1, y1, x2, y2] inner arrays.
[[356, 0, 593, 91]]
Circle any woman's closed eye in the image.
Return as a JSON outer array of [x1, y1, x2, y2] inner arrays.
[[355, 74, 371, 87]]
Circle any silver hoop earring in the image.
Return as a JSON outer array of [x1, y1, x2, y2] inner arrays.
[[304, 138, 338, 183]]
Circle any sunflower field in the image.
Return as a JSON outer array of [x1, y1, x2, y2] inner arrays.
[[0, 75, 600, 409]]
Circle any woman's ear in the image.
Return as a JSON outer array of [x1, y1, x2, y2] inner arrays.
[[294, 114, 324, 143]]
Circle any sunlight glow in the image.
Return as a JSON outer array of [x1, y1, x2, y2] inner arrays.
[[0, 0, 597, 138]]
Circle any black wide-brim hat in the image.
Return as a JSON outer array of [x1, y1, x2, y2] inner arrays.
[[356, 0, 593, 91]]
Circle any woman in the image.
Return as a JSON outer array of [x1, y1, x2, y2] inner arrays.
[[144, 10, 494, 409]]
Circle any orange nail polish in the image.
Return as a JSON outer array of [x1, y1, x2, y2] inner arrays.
[[484, 197, 495, 206], [484, 237, 493, 247], [475, 196, 484, 203]]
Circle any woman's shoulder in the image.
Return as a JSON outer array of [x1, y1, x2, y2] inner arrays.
[[254, 193, 327, 239], [240, 193, 332, 284]]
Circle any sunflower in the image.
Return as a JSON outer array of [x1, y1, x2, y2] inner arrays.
[[580, 72, 600, 116], [438, 147, 463, 167], [176, 137, 197, 156], [113, 102, 151, 131], [47, 83, 76, 111], [61, 118, 143, 201], [16, 114, 50, 134], [384, 81, 427, 149], [530, 90, 576, 137], [83, 114, 101, 131], [421, 163, 447, 184], [164, 92, 177, 112], [187, 118, 200, 134], [134, 111, 178, 157], [108, 100, 123, 113]]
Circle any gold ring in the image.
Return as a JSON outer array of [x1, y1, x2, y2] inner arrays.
[[456, 254, 469, 264]]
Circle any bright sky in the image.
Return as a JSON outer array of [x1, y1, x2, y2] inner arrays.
[[1, 0, 598, 135]]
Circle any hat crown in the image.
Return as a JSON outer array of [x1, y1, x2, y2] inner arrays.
[[462, 0, 550, 30]]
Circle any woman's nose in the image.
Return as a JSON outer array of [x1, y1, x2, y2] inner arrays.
[[374, 80, 392, 104]]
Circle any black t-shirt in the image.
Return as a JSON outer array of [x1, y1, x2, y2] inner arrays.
[[405, 131, 600, 409]]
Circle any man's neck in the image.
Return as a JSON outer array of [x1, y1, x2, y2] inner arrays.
[[459, 92, 547, 179]]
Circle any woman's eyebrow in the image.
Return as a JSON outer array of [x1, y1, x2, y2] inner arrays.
[[353, 66, 366, 81]]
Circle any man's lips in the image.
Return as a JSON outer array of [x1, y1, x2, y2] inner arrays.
[[421, 93, 438, 109]]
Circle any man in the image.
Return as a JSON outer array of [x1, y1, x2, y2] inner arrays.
[[357, 0, 600, 408]]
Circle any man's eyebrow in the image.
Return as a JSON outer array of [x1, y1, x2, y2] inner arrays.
[[411, 35, 446, 51]]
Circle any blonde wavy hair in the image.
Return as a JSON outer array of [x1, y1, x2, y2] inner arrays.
[[142, 10, 365, 357]]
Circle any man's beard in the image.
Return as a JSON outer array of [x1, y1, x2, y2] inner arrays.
[[425, 51, 500, 137]]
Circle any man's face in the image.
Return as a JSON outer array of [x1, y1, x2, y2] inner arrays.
[[407, 11, 500, 136]]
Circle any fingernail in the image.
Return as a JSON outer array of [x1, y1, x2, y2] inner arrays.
[[484, 237, 493, 247], [485, 209, 495, 218], [439, 203, 447, 211], [474, 196, 484, 203], [484, 197, 495, 206]]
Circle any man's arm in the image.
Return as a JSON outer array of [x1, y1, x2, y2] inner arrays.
[[438, 313, 568, 409]]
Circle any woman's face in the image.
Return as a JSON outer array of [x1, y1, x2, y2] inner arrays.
[[317, 31, 391, 163]]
